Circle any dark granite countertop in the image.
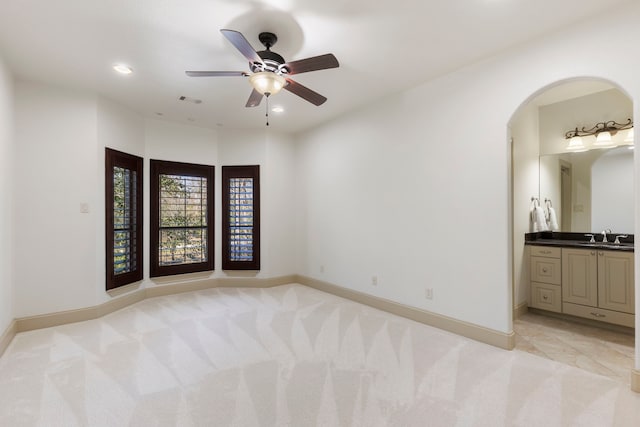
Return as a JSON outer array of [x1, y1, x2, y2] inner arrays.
[[525, 232, 634, 252]]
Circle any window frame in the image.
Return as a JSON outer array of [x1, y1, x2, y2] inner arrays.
[[222, 165, 260, 270], [150, 159, 215, 277], [105, 148, 143, 290]]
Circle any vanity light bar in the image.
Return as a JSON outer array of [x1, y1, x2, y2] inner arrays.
[[565, 118, 633, 140]]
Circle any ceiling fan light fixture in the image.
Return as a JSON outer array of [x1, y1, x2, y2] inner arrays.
[[249, 72, 286, 96]]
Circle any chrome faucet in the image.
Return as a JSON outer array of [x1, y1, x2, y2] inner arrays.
[[601, 229, 612, 243], [614, 234, 628, 244]]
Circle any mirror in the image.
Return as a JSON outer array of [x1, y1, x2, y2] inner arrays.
[[539, 145, 634, 233], [535, 83, 633, 234]]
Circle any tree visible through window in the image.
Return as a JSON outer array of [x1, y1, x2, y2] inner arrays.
[[222, 165, 260, 270], [106, 148, 143, 290], [159, 174, 208, 266], [150, 160, 214, 277]]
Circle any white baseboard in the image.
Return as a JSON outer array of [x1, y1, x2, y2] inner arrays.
[[632, 369, 640, 393], [0, 319, 16, 356], [294, 274, 515, 351], [8, 274, 296, 340], [2, 274, 515, 354], [513, 302, 528, 319]]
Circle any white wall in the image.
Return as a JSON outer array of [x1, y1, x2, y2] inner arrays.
[[295, 71, 514, 332], [13, 82, 98, 317], [511, 103, 540, 308], [295, 1, 640, 335], [144, 119, 219, 286], [217, 129, 297, 278], [11, 88, 298, 316], [0, 54, 14, 331], [262, 133, 297, 277], [96, 97, 145, 302]]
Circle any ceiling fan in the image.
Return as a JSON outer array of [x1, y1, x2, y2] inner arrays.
[[186, 29, 339, 108]]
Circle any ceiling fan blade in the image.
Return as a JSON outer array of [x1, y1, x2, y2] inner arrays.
[[284, 78, 327, 106], [245, 89, 263, 107], [186, 71, 248, 77], [220, 29, 263, 64], [284, 54, 339, 75]]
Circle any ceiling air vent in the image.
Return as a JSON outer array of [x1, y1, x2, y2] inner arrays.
[[178, 96, 202, 104]]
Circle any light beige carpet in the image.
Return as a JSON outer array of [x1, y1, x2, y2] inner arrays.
[[0, 284, 638, 426]]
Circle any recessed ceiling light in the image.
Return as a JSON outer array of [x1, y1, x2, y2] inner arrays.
[[271, 106, 284, 113], [113, 64, 133, 74]]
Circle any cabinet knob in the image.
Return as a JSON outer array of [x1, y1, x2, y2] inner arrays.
[[590, 312, 606, 318], [598, 252, 604, 256], [542, 268, 548, 273], [590, 251, 596, 256], [543, 295, 548, 300]]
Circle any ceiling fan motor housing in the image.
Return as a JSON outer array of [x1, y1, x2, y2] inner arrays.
[[251, 32, 289, 74], [258, 32, 277, 49], [252, 51, 287, 73]]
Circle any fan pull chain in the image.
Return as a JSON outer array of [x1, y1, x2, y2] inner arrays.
[[265, 93, 270, 126]]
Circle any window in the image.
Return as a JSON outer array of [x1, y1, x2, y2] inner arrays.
[[150, 160, 214, 277], [222, 165, 260, 270], [105, 148, 143, 290]]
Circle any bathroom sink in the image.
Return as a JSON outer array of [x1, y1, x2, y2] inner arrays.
[[598, 243, 634, 250], [528, 240, 634, 251], [579, 242, 634, 250]]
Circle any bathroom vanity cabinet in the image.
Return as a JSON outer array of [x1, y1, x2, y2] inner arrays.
[[530, 246, 562, 313], [529, 244, 635, 328], [561, 248, 634, 327]]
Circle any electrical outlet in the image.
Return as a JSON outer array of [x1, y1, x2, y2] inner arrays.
[[425, 288, 433, 300], [372, 276, 378, 286]]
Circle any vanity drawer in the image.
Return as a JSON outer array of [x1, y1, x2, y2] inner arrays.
[[530, 282, 562, 313], [529, 246, 561, 258], [562, 302, 634, 328], [531, 256, 561, 285]]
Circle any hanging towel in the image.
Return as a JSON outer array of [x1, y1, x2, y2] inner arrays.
[[534, 206, 548, 232], [530, 200, 542, 232], [548, 206, 559, 231]]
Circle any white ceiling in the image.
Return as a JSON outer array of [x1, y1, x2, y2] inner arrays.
[[0, 0, 629, 133]]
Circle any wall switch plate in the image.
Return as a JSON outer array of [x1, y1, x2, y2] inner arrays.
[[371, 276, 378, 286], [320, 265, 325, 273], [425, 288, 433, 299], [80, 203, 90, 213]]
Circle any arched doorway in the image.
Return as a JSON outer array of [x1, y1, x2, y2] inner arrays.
[[509, 77, 636, 385]]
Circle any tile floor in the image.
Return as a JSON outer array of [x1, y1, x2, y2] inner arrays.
[[514, 311, 635, 384]]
